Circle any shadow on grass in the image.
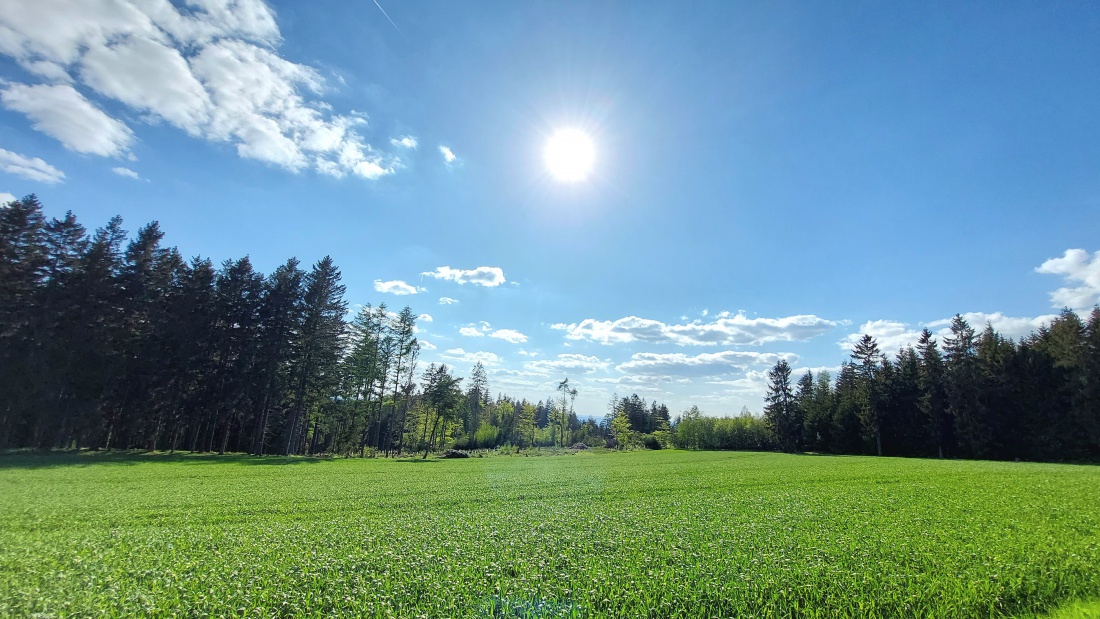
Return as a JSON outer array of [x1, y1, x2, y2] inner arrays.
[[0, 449, 328, 469]]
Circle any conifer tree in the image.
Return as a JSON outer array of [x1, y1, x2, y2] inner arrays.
[[851, 334, 884, 455], [764, 359, 799, 452], [917, 329, 951, 458]]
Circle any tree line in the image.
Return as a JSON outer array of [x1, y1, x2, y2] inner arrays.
[[0, 196, 679, 455], [759, 312, 1100, 461], [6, 196, 1096, 461]]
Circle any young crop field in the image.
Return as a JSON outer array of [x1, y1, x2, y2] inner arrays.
[[1, 450, 1098, 618]]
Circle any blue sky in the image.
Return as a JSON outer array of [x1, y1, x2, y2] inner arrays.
[[2, 1, 1099, 417]]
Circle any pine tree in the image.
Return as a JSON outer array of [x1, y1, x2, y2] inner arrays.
[[851, 334, 884, 455], [917, 329, 951, 458], [832, 363, 864, 454], [284, 257, 346, 455], [944, 315, 981, 457], [763, 359, 799, 452], [886, 346, 926, 456]]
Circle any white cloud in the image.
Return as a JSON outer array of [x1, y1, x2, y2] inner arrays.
[[489, 328, 528, 344], [0, 192, 15, 203], [417, 313, 433, 322], [0, 0, 401, 178], [554, 311, 836, 347], [439, 296, 458, 305], [616, 350, 796, 378], [441, 348, 500, 367], [111, 166, 140, 179], [373, 279, 423, 295], [0, 147, 65, 183], [438, 144, 456, 163], [390, 135, 417, 149], [1037, 249, 1100, 311], [1, 84, 133, 157], [839, 312, 1059, 356], [924, 312, 1057, 341], [525, 354, 609, 375], [81, 35, 211, 132], [419, 340, 437, 350], [422, 266, 506, 287], [459, 326, 484, 337], [837, 320, 922, 356]]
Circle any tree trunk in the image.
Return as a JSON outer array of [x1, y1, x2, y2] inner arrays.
[[219, 418, 231, 454], [308, 416, 321, 455], [423, 413, 441, 459]]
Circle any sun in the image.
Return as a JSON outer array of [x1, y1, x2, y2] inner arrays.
[[544, 128, 596, 183]]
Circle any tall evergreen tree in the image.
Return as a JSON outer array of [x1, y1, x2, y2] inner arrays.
[[943, 315, 982, 457], [851, 334, 884, 456], [284, 257, 346, 455], [917, 329, 951, 458], [763, 359, 799, 452]]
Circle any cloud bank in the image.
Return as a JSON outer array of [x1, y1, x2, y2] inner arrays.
[[552, 311, 836, 347]]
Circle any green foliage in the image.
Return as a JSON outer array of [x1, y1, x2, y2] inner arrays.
[[673, 406, 775, 451], [609, 411, 636, 449], [1, 451, 1099, 617]]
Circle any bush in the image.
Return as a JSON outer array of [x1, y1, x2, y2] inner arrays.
[[641, 434, 662, 450]]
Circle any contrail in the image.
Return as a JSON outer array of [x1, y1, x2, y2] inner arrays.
[[372, 0, 401, 33]]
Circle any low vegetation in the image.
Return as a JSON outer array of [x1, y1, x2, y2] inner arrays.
[[2, 450, 1098, 617]]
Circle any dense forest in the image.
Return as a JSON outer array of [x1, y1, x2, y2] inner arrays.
[[754, 312, 1100, 461], [1, 195, 1097, 462], [0, 196, 661, 455]]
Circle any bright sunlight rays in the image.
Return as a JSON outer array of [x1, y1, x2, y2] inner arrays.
[[544, 128, 596, 183]]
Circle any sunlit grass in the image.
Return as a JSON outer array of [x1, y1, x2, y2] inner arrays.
[[1, 450, 1098, 617]]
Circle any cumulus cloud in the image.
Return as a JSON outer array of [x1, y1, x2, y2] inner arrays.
[[422, 266, 506, 287], [111, 166, 140, 179], [417, 313, 433, 322], [441, 348, 500, 367], [390, 135, 417, 149], [0, 0, 400, 178], [438, 144, 456, 163], [553, 311, 836, 347], [439, 296, 458, 305], [0, 192, 15, 203], [489, 328, 528, 344], [419, 340, 437, 350], [0, 147, 66, 183], [458, 322, 528, 343], [1, 84, 133, 157], [525, 354, 609, 375], [616, 351, 797, 378], [373, 279, 423, 295], [1037, 249, 1100, 311]]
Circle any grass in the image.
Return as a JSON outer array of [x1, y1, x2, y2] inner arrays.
[[0, 450, 1098, 618]]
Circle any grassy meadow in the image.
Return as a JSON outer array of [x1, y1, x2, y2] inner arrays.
[[1, 450, 1098, 618]]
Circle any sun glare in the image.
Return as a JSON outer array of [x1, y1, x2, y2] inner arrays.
[[544, 128, 596, 183]]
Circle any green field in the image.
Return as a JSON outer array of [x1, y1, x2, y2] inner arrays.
[[1, 450, 1098, 618]]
